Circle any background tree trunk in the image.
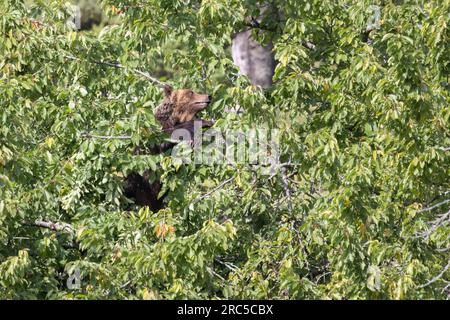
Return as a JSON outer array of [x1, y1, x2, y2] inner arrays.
[[231, 4, 276, 89]]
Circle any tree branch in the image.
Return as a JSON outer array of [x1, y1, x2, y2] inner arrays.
[[418, 262, 450, 289], [23, 219, 75, 234], [64, 55, 167, 87], [192, 177, 235, 204], [302, 40, 316, 50], [418, 199, 450, 213], [281, 168, 293, 215], [81, 132, 132, 140]]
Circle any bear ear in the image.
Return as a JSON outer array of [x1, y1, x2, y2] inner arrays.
[[163, 85, 173, 98]]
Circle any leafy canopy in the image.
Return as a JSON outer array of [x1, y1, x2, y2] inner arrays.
[[0, 0, 449, 299]]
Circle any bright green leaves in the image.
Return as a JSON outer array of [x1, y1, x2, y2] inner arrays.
[[119, 219, 236, 299], [0, 250, 32, 298], [0, 0, 449, 300]]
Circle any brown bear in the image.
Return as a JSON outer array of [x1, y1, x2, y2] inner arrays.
[[155, 85, 212, 130], [123, 85, 214, 210]]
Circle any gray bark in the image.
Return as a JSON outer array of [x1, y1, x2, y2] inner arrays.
[[231, 30, 275, 88], [231, 4, 276, 89]]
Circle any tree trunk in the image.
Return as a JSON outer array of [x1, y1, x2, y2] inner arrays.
[[231, 4, 276, 89]]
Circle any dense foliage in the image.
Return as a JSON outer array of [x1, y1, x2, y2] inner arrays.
[[0, 0, 449, 299]]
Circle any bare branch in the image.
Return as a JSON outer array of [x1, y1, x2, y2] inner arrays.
[[427, 210, 450, 236], [207, 266, 227, 283], [23, 219, 75, 234], [215, 258, 239, 272], [418, 262, 450, 289], [192, 177, 235, 204], [414, 209, 449, 240], [64, 55, 167, 87], [418, 199, 450, 213], [81, 132, 132, 140], [302, 40, 316, 50], [281, 168, 293, 215]]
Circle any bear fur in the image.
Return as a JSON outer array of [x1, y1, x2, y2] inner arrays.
[[123, 172, 164, 211], [154, 85, 212, 129], [123, 85, 214, 210]]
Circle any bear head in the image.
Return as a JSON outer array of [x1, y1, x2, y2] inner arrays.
[[154, 85, 212, 129]]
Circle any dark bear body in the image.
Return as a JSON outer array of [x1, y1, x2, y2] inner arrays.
[[123, 172, 164, 211], [123, 85, 214, 210]]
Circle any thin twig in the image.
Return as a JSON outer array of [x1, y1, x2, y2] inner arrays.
[[13, 237, 35, 240], [418, 262, 450, 289], [207, 266, 227, 283], [192, 177, 234, 204], [413, 209, 450, 240], [281, 168, 293, 215], [418, 199, 450, 213], [215, 258, 239, 272], [64, 55, 166, 87], [81, 132, 132, 140]]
